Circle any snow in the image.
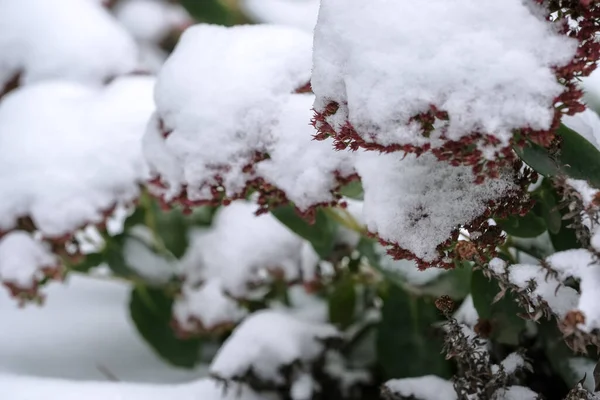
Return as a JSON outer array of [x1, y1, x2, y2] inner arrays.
[[0, 76, 154, 237], [123, 234, 175, 284], [582, 68, 600, 114], [384, 375, 456, 400], [453, 295, 479, 328], [0, 232, 58, 292], [492, 353, 525, 375], [548, 249, 600, 332], [0, 374, 270, 400], [506, 263, 579, 319], [210, 309, 338, 385], [355, 152, 517, 262], [256, 94, 356, 210], [0, 275, 205, 383], [500, 247, 600, 331], [173, 279, 247, 333], [378, 253, 447, 286], [240, 0, 320, 32], [562, 108, 600, 150], [178, 201, 305, 298], [174, 201, 307, 331], [311, 0, 577, 153], [492, 385, 539, 400], [113, 0, 192, 73], [145, 24, 313, 203], [114, 0, 191, 43], [0, 0, 137, 89]]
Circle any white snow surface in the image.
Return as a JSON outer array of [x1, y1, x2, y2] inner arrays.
[[356, 152, 517, 261], [178, 201, 305, 298], [0, 231, 58, 290], [0, 374, 270, 400], [0, 76, 155, 237], [0, 275, 206, 383], [210, 309, 339, 385], [490, 258, 579, 320], [384, 375, 457, 400], [562, 108, 600, 150], [0, 0, 137, 89], [453, 295, 479, 328], [173, 279, 247, 332], [240, 0, 320, 32], [548, 249, 600, 332], [145, 24, 313, 202], [256, 94, 356, 210], [174, 201, 307, 330], [311, 0, 577, 152], [492, 385, 539, 400]]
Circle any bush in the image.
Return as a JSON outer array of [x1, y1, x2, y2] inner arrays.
[[1, 0, 600, 399]]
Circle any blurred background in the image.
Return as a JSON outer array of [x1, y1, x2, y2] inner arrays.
[[0, 0, 319, 384]]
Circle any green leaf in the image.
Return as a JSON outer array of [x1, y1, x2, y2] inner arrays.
[[418, 263, 473, 300], [376, 285, 451, 380], [179, 0, 234, 26], [129, 286, 202, 368], [103, 234, 141, 279], [328, 274, 357, 330], [70, 252, 105, 273], [515, 124, 600, 189], [356, 238, 406, 288], [155, 208, 189, 259], [123, 206, 147, 231], [271, 205, 336, 258], [550, 224, 580, 252], [538, 185, 562, 235], [496, 212, 547, 238], [471, 270, 526, 345], [339, 180, 364, 200], [539, 320, 596, 391]]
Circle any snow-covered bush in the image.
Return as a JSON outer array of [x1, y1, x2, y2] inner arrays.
[[2, 0, 600, 399]]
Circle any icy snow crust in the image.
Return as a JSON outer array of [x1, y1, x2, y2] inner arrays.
[[311, 0, 577, 152], [0, 76, 154, 237], [145, 24, 313, 203], [0, 0, 137, 90], [356, 152, 517, 262]]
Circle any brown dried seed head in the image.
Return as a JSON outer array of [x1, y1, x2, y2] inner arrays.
[[435, 295, 455, 314], [564, 310, 586, 327], [454, 241, 479, 261]]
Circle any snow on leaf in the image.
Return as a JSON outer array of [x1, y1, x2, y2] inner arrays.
[[173, 201, 309, 335], [355, 152, 528, 267], [0, 76, 154, 238], [144, 24, 313, 205], [255, 94, 356, 212], [210, 309, 339, 386], [0, 0, 137, 92], [172, 279, 247, 335], [549, 249, 600, 332], [0, 231, 61, 301], [311, 0, 597, 176]]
